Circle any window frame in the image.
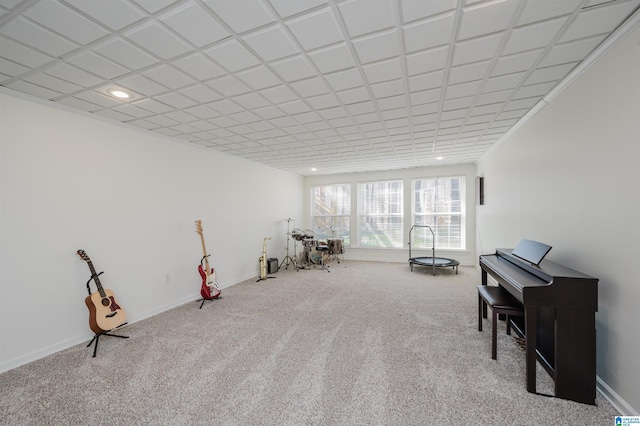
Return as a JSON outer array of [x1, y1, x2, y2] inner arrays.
[[357, 179, 404, 248]]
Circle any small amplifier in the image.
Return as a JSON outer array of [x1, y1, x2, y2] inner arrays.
[[267, 258, 278, 274]]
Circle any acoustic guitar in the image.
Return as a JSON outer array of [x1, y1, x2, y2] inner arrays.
[[77, 250, 127, 334], [195, 220, 221, 300]]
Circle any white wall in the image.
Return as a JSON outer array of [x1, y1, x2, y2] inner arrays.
[[303, 164, 477, 266], [0, 90, 303, 372], [476, 24, 640, 415]]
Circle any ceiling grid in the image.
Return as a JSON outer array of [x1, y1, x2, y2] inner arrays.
[[1, 0, 639, 175]]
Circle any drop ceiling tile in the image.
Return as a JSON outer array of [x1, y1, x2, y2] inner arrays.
[[183, 105, 220, 120], [517, 0, 582, 26], [63, 51, 129, 80], [243, 25, 300, 62], [538, 35, 604, 67], [132, 0, 182, 14], [268, 0, 327, 19], [24, 0, 108, 44], [117, 74, 168, 96], [154, 91, 198, 108], [57, 95, 101, 111], [442, 96, 473, 111], [205, 39, 261, 72], [503, 17, 566, 55], [0, 36, 53, 68], [458, 0, 518, 41], [95, 108, 137, 122], [346, 100, 376, 115], [525, 62, 577, 86], [409, 87, 441, 105], [307, 94, 340, 109], [291, 110, 323, 124], [484, 72, 526, 93], [287, 8, 343, 50], [207, 99, 242, 115], [144, 64, 197, 89], [406, 46, 449, 76], [377, 94, 406, 110], [503, 96, 540, 111], [46, 62, 104, 87], [408, 69, 445, 92], [560, 1, 640, 42], [448, 60, 491, 84], [371, 79, 405, 98], [93, 37, 157, 70], [205, 75, 251, 97], [404, 13, 455, 53], [65, 0, 146, 30], [236, 65, 282, 90], [203, 0, 276, 33], [316, 105, 348, 119], [179, 84, 223, 103], [259, 84, 298, 104], [362, 57, 403, 84], [227, 110, 261, 124], [400, 0, 456, 23], [127, 22, 193, 59], [25, 72, 82, 93], [253, 105, 287, 119], [131, 97, 173, 113], [270, 55, 317, 82], [231, 92, 270, 109], [336, 86, 370, 105], [352, 29, 401, 64], [452, 32, 502, 66], [161, 2, 230, 47], [491, 49, 543, 76], [308, 43, 356, 73], [0, 16, 78, 57], [513, 81, 556, 99], [338, 0, 396, 37], [5, 79, 60, 98], [324, 67, 365, 91], [476, 89, 511, 105], [290, 77, 330, 97], [172, 53, 225, 81]]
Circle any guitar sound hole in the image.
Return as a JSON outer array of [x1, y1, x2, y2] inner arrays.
[[101, 298, 110, 307]]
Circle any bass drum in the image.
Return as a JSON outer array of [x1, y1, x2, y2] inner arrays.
[[327, 238, 344, 254]]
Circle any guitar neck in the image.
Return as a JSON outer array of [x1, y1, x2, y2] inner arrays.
[[199, 234, 210, 271], [86, 261, 106, 298]]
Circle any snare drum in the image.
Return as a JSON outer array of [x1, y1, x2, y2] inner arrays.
[[328, 238, 344, 254]]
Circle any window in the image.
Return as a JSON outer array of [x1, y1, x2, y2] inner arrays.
[[311, 184, 350, 244], [359, 180, 403, 248], [412, 176, 465, 249]]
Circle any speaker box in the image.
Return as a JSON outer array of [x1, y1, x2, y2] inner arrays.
[[267, 258, 278, 274]]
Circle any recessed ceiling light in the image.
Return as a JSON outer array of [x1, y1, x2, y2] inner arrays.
[[108, 89, 131, 99], [311, 168, 317, 171], [436, 156, 444, 160]]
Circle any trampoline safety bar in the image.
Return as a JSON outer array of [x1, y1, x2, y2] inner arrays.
[[408, 225, 459, 275]]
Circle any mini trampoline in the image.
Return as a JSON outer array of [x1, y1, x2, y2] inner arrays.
[[408, 225, 459, 275]]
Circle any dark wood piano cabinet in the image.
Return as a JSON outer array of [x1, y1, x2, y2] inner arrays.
[[480, 248, 598, 405]]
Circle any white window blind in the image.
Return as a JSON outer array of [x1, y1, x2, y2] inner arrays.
[[311, 184, 350, 244], [412, 176, 465, 249], [359, 180, 403, 248]]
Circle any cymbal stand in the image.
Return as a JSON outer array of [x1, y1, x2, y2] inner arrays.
[[280, 218, 295, 270]]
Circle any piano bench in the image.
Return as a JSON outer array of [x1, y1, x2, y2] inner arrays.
[[477, 285, 524, 360]]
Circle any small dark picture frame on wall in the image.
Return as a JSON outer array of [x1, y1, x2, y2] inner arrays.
[[476, 176, 484, 205]]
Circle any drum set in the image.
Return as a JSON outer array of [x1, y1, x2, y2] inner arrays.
[[280, 219, 344, 272]]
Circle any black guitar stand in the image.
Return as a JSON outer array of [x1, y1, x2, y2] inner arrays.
[[85, 273, 129, 357], [86, 325, 129, 358], [196, 255, 221, 309]]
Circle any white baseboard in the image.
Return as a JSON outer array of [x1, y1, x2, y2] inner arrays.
[[597, 376, 638, 416]]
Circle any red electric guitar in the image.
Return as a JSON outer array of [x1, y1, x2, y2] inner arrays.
[[195, 220, 221, 300], [77, 250, 127, 334]]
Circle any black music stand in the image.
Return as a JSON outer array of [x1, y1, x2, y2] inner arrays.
[[85, 273, 129, 358]]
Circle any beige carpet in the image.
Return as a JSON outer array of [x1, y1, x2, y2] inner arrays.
[[0, 260, 619, 425]]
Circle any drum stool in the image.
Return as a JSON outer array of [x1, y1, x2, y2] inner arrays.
[[315, 245, 330, 272], [477, 285, 524, 360]]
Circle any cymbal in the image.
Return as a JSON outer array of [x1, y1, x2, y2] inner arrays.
[[282, 218, 297, 222]]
